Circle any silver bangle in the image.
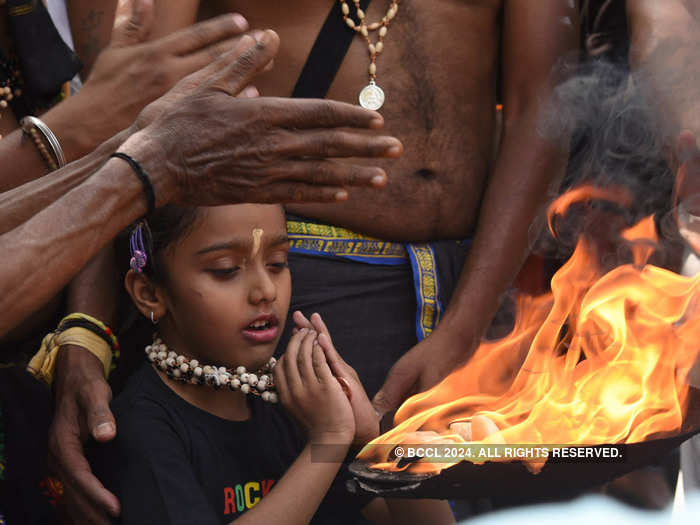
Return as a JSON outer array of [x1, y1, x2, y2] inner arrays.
[[20, 116, 66, 168]]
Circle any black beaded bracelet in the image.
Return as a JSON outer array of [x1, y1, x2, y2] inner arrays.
[[110, 152, 156, 215]]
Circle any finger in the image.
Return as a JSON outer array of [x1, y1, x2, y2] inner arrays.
[[71, 468, 122, 519], [80, 383, 116, 443], [176, 35, 248, 75], [273, 357, 290, 405], [284, 328, 306, 394], [245, 182, 352, 204], [51, 431, 120, 517], [298, 331, 318, 383], [237, 86, 259, 98], [310, 313, 331, 338], [110, 0, 155, 47], [63, 481, 113, 525], [264, 160, 387, 189], [337, 376, 352, 401], [293, 310, 313, 329], [208, 30, 280, 95], [371, 362, 420, 418], [238, 163, 388, 205], [262, 98, 386, 130], [267, 129, 402, 160], [162, 13, 249, 55], [311, 340, 335, 385], [317, 333, 344, 375]]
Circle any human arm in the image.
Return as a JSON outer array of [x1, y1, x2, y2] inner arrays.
[[0, 3, 250, 192], [243, 329, 354, 525], [291, 313, 455, 525], [0, 31, 400, 338], [292, 311, 379, 447], [372, 0, 579, 415], [40, 32, 400, 523], [66, 0, 118, 79]]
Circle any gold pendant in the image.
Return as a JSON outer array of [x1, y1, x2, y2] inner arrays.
[[359, 81, 385, 111]]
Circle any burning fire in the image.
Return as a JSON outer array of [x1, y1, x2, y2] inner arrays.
[[359, 185, 700, 474]]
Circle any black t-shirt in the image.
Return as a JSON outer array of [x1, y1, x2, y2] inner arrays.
[[90, 364, 368, 524]]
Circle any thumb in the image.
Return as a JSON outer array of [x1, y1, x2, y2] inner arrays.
[[111, 0, 156, 47], [371, 362, 419, 418], [80, 383, 117, 442]]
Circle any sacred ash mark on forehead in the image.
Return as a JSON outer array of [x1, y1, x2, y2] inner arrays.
[[251, 228, 264, 259]]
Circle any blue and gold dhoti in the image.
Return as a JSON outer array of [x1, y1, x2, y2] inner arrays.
[[277, 215, 470, 398]]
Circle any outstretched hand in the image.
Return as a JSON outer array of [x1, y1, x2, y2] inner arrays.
[[120, 29, 402, 208], [56, 0, 254, 161]]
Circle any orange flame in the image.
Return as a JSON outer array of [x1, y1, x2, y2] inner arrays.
[[359, 187, 700, 475]]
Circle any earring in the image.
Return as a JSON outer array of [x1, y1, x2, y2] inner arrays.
[[150, 311, 158, 324]]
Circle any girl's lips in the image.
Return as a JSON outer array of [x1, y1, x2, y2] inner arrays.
[[242, 324, 279, 344]]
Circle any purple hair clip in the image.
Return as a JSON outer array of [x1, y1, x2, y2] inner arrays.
[[129, 223, 148, 273]]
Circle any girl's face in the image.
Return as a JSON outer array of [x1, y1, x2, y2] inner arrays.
[[156, 204, 291, 370]]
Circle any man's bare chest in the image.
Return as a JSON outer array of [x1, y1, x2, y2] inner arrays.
[[206, 1, 499, 122]]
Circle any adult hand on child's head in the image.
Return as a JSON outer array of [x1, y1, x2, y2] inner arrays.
[[119, 29, 401, 207], [60, 0, 252, 158], [49, 345, 120, 524], [293, 311, 379, 446], [274, 329, 355, 445]]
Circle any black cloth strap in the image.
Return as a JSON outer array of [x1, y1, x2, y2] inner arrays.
[[292, 0, 371, 99], [6, 0, 82, 98]]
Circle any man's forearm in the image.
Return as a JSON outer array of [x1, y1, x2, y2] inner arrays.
[[0, 133, 165, 337], [67, 0, 118, 79], [0, 129, 130, 233], [437, 110, 568, 348], [66, 245, 118, 325]]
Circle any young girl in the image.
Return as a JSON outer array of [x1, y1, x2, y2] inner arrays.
[[90, 203, 454, 524]]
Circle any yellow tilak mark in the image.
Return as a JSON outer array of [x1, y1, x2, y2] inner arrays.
[[251, 228, 264, 258]]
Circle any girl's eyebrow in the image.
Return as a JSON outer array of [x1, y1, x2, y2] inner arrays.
[[195, 234, 289, 255]]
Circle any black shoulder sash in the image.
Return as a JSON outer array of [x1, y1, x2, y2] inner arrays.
[[292, 0, 371, 99]]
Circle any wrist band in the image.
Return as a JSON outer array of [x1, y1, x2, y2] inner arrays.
[[110, 152, 156, 215], [27, 314, 120, 386], [20, 116, 66, 170]]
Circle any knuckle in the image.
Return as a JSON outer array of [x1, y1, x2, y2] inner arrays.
[[78, 378, 110, 405], [235, 47, 258, 73], [346, 165, 360, 186], [287, 184, 304, 202], [317, 100, 337, 124], [253, 137, 281, 164], [189, 24, 211, 48], [309, 161, 329, 184], [309, 134, 330, 158]]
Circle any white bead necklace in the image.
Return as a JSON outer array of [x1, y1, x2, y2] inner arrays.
[[145, 336, 279, 403]]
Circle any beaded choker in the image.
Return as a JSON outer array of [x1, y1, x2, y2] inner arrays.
[[146, 337, 278, 403]]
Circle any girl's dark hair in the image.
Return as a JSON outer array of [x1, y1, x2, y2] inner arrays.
[[133, 205, 203, 282]]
